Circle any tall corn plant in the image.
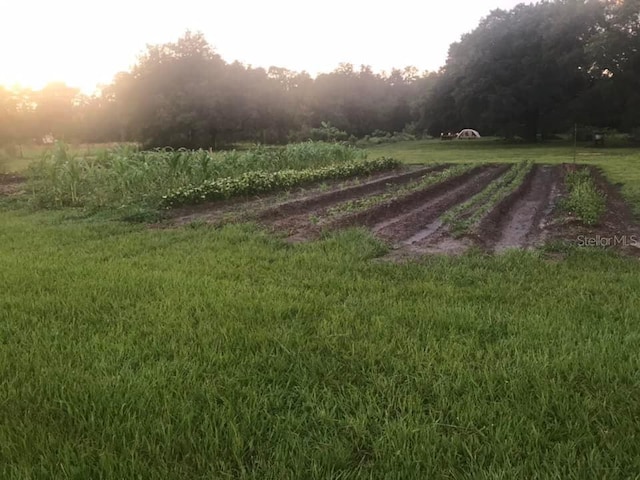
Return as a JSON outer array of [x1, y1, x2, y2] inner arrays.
[[27, 142, 368, 210]]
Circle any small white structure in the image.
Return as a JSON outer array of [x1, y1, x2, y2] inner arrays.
[[457, 129, 481, 139]]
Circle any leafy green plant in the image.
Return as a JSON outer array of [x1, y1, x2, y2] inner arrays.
[[561, 168, 606, 226], [26, 142, 369, 209], [309, 122, 349, 143], [161, 157, 400, 208]]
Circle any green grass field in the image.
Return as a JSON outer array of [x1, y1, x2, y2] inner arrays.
[[1, 141, 640, 479]]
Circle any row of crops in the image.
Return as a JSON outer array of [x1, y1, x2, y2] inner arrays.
[[161, 157, 399, 207], [26, 142, 378, 210]]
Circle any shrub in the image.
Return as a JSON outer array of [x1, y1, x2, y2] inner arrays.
[[309, 122, 349, 143]]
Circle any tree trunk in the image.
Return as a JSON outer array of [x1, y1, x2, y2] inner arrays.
[[524, 109, 539, 143]]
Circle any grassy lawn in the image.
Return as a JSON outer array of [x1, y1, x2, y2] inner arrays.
[[1, 141, 640, 478]]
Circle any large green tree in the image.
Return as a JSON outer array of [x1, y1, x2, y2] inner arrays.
[[424, 0, 604, 141], [580, 0, 640, 131]]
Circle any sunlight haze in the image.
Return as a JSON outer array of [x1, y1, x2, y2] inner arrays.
[[2, 0, 526, 93]]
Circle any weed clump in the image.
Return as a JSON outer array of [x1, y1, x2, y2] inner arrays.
[[562, 168, 606, 226]]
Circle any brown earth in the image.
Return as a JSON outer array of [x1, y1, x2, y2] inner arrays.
[[160, 162, 640, 258], [0, 174, 26, 196], [475, 165, 562, 252], [373, 164, 510, 243], [544, 164, 640, 257], [330, 165, 495, 231], [258, 164, 446, 221], [164, 165, 428, 227]]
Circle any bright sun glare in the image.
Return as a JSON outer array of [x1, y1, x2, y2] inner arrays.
[[2, 0, 526, 93]]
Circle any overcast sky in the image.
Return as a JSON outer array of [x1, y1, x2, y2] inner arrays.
[[2, 0, 527, 92]]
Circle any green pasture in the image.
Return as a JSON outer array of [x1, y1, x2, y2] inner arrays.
[[1, 141, 639, 479]]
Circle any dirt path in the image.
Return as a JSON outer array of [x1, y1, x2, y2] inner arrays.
[[475, 165, 561, 252], [373, 164, 511, 243]]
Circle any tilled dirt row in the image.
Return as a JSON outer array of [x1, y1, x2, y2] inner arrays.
[[259, 164, 455, 240], [330, 165, 496, 231], [544, 165, 640, 256], [162, 162, 639, 257], [258, 164, 446, 221], [373, 164, 511, 243], [166, 165, 428, 227], [475, 165, 562, 252]]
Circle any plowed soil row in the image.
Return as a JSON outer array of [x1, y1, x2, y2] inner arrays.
[[544, 165, 640, 256], [162, 162, 639, 257], [330, 165, 496, 231], [259, 165, 458, 240], [373, 164, 511, 243], [258, 164, 446, 221], [167, 165, 427, 227], [475, 165, 561, 252]]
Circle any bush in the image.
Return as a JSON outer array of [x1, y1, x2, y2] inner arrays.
[[309, 122, 349, 143], [356, 131, 416, 147]]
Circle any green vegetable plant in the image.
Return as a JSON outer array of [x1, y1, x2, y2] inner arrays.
[[161, 157, 400, 208], [561, 168, 606, 226]]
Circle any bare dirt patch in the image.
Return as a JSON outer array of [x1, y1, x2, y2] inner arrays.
[[258, 165, 445, 221], [258, 165, 451, 241], [0, 174, 27, 196], [331, 165, 494, 232]]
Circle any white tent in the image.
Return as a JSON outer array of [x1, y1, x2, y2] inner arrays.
[[457, 129, 481, 139]]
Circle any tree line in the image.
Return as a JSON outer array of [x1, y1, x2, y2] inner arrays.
[[1, 0, 638, 149]]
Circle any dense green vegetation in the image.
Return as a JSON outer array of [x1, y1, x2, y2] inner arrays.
[[2, 0, 639, 475], [161, 157, 398, 208], [562, 168, 608, 226], [2, 1, 639, 150], [2, 142, 640, 478], [26, 142, 368, 209]]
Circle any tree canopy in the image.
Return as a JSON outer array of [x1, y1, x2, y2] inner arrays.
[[1, 1, 639, 148]]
